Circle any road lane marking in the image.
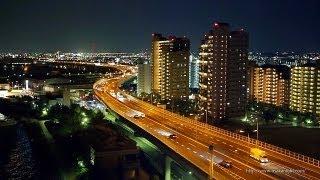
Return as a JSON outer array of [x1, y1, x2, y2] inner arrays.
[[98, 80, 279, 180], [233, 165, 241, 171]]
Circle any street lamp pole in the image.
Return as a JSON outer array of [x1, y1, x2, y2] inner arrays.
[[151, 93, 153, 105], [256, 119, 259, 145], [205, 109, 208, 125], [208, 144, 214, 180], [171, 99, 174, 113]]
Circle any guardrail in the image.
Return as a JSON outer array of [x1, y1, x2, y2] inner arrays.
[[93, 89, 243, 180], [122, 89, 320, 169], [183, 116, 320, 168], [98, 73, 320, 170]]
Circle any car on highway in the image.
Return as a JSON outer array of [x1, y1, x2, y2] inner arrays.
[[130, 112, 145, 119], [250, 148, 268, 163], [168, 134, 177, 139], [139, 113, 145, 118], [133, 114, 141, 119], [219, 160, 232, 168]]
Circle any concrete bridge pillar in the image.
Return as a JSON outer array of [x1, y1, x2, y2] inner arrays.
[[165, 155, 173, 180]]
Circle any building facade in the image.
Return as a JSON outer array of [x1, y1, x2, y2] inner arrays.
[[290, 64, 320, 117], [226, 30, 249, 118], [151, 34, 190, 100], [199, 22, 248, 121], [137, 59, 151, 96], [249, 65, 290, 107], [189, 54, 199, 89]]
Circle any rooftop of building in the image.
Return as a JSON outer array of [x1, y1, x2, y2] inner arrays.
[[152, 33, 189, 42], [259, 64, 291, 79], [295, 61, 320, 68]]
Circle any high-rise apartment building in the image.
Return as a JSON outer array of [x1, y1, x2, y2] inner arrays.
[[189, 54, 199, 89], [226, 30, 249, 117], [249, 65, 290, 107], [151, 34, 190, 100], [199, 22, 248, 121], [137, 58, 151, 96], [290, 64, 320, 117]]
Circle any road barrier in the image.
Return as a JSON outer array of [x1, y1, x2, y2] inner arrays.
[[96, 73, 320, 174], [120, 85, 320, 169], [184, 116, 320, 168]]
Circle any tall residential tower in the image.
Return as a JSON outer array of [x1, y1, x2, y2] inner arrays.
[[137, 58, 151, 96], [290, 63, 320, 117], [151, 34, 190, 100], [189, 54, 199, 89], [249, 65, 290, 107], [199, 22, 248, 121]]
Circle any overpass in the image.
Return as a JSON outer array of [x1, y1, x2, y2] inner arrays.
[[93, 68, 320, 179]]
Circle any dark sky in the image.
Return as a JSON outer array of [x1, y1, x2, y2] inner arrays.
[[0, 0, 319, 53]]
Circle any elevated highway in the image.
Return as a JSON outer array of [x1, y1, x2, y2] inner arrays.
[[93, 67, 320, 180]]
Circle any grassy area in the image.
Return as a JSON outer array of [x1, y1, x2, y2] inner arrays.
[[215, 118, 320, 159], [259, 127, 320, 159]]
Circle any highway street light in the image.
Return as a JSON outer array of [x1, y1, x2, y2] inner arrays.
[[208, 144, 214, 180], [256, 119, 259, 145], [205, 109, 208, 125]]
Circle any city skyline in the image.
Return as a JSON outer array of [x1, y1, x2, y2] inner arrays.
[[1, 1, 320, 179], [1, 0, 320, 53]]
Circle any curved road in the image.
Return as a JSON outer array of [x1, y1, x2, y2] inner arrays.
[[93, 71, 320, 180]]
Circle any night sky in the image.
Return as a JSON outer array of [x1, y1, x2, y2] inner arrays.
[[0, 0, 319, 53]]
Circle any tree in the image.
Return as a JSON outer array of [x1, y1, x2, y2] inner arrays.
[[91, 110, 105, 124], [47, 104, 72, 125], [262, 109, 276, 124]]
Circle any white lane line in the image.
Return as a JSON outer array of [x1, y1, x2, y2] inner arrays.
[[233, 165, 242, 171]]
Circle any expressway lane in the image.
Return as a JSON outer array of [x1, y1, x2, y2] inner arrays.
[[126, 94, 320, 180], [122, 94, 309, 180], [94, 87, 241, 179], [96, 79, 272, 179], [94, 76, 320, 180], [118, 82, 320, 180]]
